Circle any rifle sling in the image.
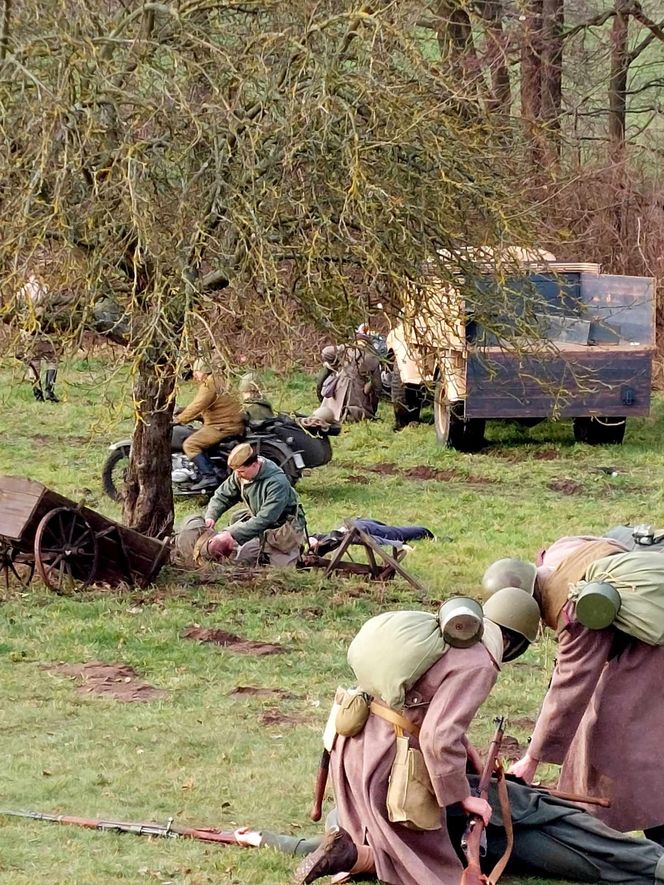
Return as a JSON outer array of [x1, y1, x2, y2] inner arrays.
[[485, 764, 513, 885]]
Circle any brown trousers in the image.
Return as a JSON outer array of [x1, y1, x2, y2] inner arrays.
[[182, 426, 228, 457]]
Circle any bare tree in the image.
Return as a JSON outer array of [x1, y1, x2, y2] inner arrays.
[[0, 0, 541, 535]]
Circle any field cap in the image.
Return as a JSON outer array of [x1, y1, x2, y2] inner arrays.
[[227, 442, 254, 470]]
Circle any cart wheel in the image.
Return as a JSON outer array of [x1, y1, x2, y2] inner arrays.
[[34, 507, 99, 592], [0, 541, 34, 590]]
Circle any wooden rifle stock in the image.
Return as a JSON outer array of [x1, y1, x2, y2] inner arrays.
[[460, 716, 506, 885], [310, 748, 330, 822]]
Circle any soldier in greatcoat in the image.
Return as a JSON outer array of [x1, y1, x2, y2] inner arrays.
[[292, 589, 541, 885], [482, 550, 664, 845], [318, 332, 382, 424]]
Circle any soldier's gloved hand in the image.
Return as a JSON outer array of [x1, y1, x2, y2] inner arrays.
[[207, 530, 237, 559], [461, 795, 492, 826], [507, 753, 539, 784]]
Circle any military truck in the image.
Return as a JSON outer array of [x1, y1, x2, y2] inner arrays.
[[387, 261, 656, 449]]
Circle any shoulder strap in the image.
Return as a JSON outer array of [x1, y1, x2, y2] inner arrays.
[[370, 700, 421, 737]]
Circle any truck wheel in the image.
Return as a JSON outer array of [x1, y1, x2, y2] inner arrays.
[[434, 384, 485, 451], [254, 440, 301, 486], [573, 417, 626, 445], [391, 364, 424, 429]]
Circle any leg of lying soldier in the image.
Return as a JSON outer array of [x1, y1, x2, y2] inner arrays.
[[448, 777, 664, 885]]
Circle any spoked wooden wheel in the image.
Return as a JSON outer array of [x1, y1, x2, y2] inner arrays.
[[34, 507, 99, 592], [0, 541, 34, 590]]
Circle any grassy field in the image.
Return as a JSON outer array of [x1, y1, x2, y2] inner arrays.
[[1, 356, 663, 884]]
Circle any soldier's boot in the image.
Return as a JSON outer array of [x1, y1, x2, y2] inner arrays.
[[189, 453, 219, 491], [44, 369, 60, 403], [291, 828, 358, 884]]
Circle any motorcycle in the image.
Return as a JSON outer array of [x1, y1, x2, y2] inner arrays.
[[102, 414, 340, 502]]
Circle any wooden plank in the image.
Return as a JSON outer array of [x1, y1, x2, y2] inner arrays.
[[466, 352, 652, 418]]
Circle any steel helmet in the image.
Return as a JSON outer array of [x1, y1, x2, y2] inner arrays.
[[482, 558, 537, 597], [483, 586, 541, 662]]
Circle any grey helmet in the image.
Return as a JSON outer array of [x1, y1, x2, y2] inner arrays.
[[482, 558, 537, 597], [483, 586, 541, 661]]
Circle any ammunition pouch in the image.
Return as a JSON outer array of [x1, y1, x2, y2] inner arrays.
[[335, 689, 371, 737], [386, 736, 441, 831]]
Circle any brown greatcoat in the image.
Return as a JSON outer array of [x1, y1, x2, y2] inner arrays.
[[528, 617, 664, 832], [330, 643, 498, 885], [320, 342, 382, 423]]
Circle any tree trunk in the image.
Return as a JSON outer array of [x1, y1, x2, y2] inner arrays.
[[478, 0, 511, 115], [520, 0, 544, 161], [608, 0, 630, 161], [540, 0, 564, 156], [435, 0, 482, 99], [123, 357, 176, 538]]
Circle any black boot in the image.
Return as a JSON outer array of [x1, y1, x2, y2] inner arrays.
[[189, 453, 219, 491], [44, 369, 60, 403], [32, 383, 45, 402], [291, 828, 358, 884]]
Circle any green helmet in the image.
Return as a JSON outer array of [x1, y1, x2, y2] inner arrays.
[[482, 558, 537, 597], [483, 587, 541, 662]]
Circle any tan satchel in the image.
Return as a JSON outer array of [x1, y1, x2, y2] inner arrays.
[[386, 735, 442, 831], [371, 701, 442, 832], [264, 518, 304, 554]]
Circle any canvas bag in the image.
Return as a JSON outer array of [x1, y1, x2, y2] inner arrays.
[[347, 611, 448, 708], [571, 550, 664, 645], [386, 735, 442, 831]]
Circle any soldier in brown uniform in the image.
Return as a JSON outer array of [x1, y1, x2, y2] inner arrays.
[[174, 359, 245, 491], [482, 546, 664, 845], [292, 589, 541, 885]]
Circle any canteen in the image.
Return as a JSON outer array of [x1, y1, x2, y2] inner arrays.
[[438, 596, 484, 648]]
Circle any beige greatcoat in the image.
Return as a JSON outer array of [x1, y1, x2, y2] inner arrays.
[[330, 642, 498, 885], [529, 617, 664, 832]]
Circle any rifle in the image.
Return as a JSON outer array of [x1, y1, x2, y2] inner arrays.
[[0, 809, 239, 845], [310, 748, 330, 822], [461, 716, 510, 885]]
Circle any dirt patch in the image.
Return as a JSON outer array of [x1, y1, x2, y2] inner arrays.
[[48, 662, 166, 702], [182, 626, 287, 655], [31, 435, 51, 447], [229, 686, 297, 700], [259, 708, 305, 727], [548, 478, 585, 495], [364, 462, 495, 484], [347, 474, 370, 484], [533, 447, 560, 461], [366, 462, 399, 475], [496, 734, 524, 764], [508, 717, 537, 732]]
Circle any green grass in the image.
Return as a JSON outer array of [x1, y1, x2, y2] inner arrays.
[[1, 357, 663, 883]]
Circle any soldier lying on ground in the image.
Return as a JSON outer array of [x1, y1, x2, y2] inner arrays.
[[233, 777, 664, 884], [482, 551, 664, 846]]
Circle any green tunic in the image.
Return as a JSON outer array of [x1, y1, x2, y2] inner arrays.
[[205, 458, 304, 545]]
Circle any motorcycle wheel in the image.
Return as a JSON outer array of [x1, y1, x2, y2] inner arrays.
[[102, 447, 130, 502], [255, 441, 301, 486]]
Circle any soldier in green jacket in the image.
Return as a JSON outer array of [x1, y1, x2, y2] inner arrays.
[[202, 443, 306, 566]]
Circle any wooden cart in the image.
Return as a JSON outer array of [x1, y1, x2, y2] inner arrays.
[[0, 476, 170, 592]]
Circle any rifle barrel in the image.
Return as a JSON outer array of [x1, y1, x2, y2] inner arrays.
[[0, 810, 237, 844]]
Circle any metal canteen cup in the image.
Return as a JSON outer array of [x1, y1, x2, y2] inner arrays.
[[439, 597, 484, 647], [574, 581, 621, 630]]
